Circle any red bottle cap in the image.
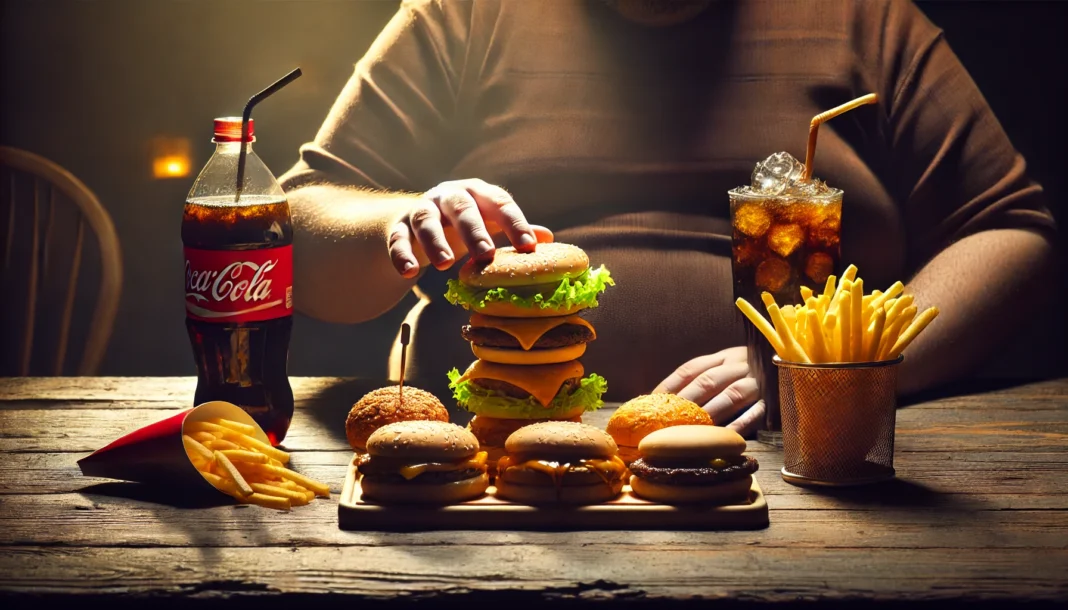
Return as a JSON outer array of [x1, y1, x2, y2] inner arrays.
[[213, 117, 254, 142]]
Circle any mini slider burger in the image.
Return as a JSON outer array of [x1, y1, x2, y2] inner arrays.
[[629, 425, 758, 505], [606, 393, 714, 465], [445, 242, 613, 468], [495, 421, 627, 505], [357, 421, 489, 504], [345, 386, 448, 453]]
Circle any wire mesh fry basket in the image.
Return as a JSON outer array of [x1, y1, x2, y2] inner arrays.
[[775, 355, 902, 486]]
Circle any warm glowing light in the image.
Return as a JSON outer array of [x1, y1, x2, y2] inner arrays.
[[150, 136, 193, 179], [154, 155, 190, 178]]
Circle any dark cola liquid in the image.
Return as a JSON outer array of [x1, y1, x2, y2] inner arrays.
[[729, 193, 842, 441], [183, 195, 295, 445]]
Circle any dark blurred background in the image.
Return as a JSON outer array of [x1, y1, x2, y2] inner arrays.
[[1, 0, 1064, 379]]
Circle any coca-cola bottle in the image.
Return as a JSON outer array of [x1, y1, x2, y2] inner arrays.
[[183, 117, 294, 445]]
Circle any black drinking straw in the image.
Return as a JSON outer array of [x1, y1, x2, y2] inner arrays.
[[234, 67, 303, 202]]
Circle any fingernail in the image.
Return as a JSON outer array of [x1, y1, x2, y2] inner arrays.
[[517, 233, 536, 248], [435, 250, 452, 264], [401, 260, 416, 274], [473, 239, 494, 257]]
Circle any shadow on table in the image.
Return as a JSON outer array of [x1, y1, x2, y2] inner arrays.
[[800, 478, 969, 510], [78, 481, 231, 508], [78, 481, 270, 562]]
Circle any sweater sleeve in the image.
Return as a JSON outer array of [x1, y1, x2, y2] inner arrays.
[[878, 2, 1056, 272]]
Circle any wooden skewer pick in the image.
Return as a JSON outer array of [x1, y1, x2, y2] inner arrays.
[[398, 323, 411, 406]]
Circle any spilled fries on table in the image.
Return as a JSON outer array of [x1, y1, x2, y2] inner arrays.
[[182, 417, 329, 511]]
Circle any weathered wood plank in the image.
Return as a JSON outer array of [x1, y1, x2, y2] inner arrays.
[[1, 546, 1065, 602], [0, 491, 1063, 549]]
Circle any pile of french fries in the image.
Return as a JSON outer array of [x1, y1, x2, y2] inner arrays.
[[736, 264, 939, 364], [181, 417, 329, 511]]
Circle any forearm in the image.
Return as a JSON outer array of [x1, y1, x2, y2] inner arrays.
[[288, 184, 424, 324], [898, 228, 1056, 395]]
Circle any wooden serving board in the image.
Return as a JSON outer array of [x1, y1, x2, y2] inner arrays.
[[338, 460, 769, 531]]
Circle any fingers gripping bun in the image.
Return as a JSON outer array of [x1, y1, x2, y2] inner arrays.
[[459, 243, 590, 289]]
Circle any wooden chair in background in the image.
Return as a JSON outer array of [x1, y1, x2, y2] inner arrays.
[[1, 146, 122, 375]]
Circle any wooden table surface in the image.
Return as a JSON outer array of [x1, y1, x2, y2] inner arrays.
[[1, 376, 1066, 607]]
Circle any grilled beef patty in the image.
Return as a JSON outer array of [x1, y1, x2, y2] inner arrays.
[[461, 324, 595, 349], [628, 455, 759, 486], [357, 455, 484, 484]]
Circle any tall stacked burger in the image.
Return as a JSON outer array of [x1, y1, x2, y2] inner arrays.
[[445, 242, 614, 468]]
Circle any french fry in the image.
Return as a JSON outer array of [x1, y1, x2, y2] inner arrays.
[[851, 278, 864, 361], [736, 298, 788, 357], [205, 438, 242, 452], [782, 305, 797, 334], [260, 464, 331, 497], [213, 451, 253, 497], [839, 291, 853, 362], [242, 493, 291, 511], [249, 482, 311, 505], [220, 449, 269, 464], [865, 308, 887, 362], [183, 435, 214, 465], [208, 417, 259, 436], [796, 306, 808, 347], [768, 303, 811, 363], [199, 471, 245, 499], [816, 294, 830, 319], [879, 304, 917, 360], [800, 286, 814, 301], [805, 309, 830, 363], [822, 274, 837, 299], [189, 431, 216, 444], [188, 421, 290, 464], [871, 281, 904, 311], [888, 307, 940, 358]]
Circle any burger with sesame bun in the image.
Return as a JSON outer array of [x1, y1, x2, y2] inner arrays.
[[445, 242, 613, 464]]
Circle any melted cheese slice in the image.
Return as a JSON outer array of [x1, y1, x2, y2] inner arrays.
[[458, 360, 584, 408], [398, 451, 488, 480], [469, 313, 596, 351]]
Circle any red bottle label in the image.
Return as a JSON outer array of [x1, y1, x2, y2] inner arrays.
[[184, 245, 293, 323]]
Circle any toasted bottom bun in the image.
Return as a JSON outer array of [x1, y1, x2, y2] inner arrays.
[[361, 472, 489, 505], [629, 474, 752, 505], [472, 343, 586, 365], [474, 301, 587, 318], [494, 478, 624, 505], [618, 445, 641, 466]]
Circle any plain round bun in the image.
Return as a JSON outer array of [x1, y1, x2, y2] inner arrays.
[[346, 386, 448, 451], [472, 343, 586, 365], [470, 300, 587, 318], [495, 477, 623, 505], [361, 472, 489, 505], [629, 474, 752, 505], [606, 393, 713, 449], [365, 421, 479, 461], [505, 421, 618, 460], [638, 425, 747, 460], [459, 242, 590, 288]]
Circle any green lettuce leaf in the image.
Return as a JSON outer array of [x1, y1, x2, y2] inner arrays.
[[444, 265, 614, 312], [446, 368, 608, 420]]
